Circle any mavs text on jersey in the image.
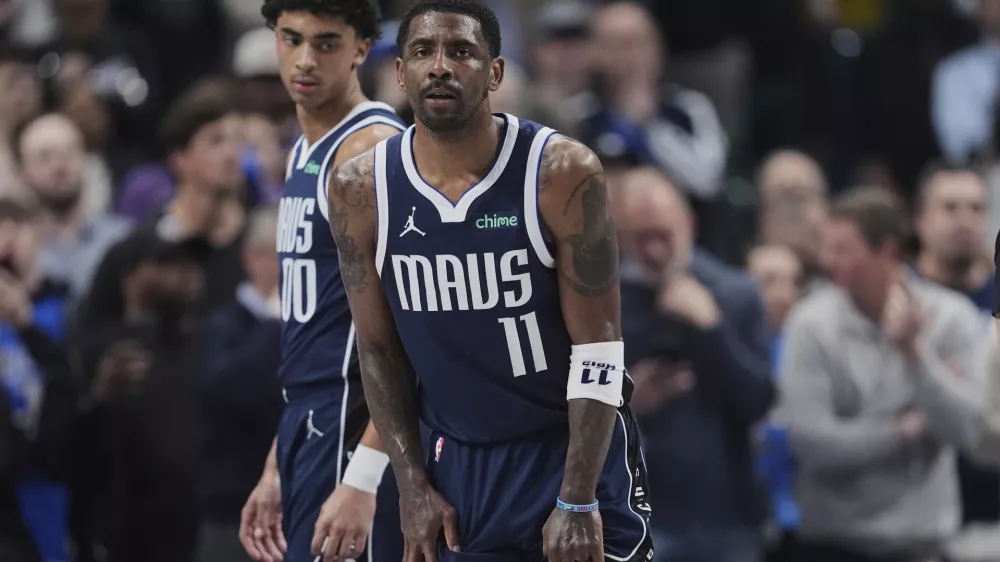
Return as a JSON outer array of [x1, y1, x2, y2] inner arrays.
[[367, 113, 652, 560], [374, 113, 574, 442]]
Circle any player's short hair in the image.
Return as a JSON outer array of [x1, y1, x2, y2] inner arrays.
[[262, 0, 381, 41], [829, 186, 909, 250], [913, 160, 984, 213], [158, 78, 237, 155], [397, 0, 502, 59]]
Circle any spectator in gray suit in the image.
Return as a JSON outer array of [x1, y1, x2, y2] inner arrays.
[[775, 187, 988, 562]]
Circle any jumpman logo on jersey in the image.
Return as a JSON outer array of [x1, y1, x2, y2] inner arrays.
[[400, 206, 427, 238]]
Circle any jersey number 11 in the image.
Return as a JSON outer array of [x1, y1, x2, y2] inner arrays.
[[498, 311, 547, 377]]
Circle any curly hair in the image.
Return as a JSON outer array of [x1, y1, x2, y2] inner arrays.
[[261, 0, 381, 41], [397, 0, 501, 59]]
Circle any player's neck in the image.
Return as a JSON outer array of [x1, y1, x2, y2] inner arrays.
[[297, 84, 369, 144], [412, 110, 501, 179]]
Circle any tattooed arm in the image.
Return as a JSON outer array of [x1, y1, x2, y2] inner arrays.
[[537, 136, 621, 509], [327, 151, 460, 558], [327, 151, 425, 493]]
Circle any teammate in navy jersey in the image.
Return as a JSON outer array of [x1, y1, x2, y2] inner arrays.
[[327, 1, 653, 560], [239, 2, 406, 562]]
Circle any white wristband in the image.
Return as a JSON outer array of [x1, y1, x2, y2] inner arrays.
[[566, 341, 625, 407], [341, 444, 390, 494]]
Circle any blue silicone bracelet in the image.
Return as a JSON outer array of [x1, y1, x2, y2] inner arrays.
[[556, 498, 599, 513]]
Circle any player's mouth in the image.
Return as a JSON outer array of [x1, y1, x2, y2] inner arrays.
[[292, 78, 319, 93], [423, 87, 459, 109]]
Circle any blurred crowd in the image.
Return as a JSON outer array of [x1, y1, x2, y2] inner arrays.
[[4, 0, 1000, 561]]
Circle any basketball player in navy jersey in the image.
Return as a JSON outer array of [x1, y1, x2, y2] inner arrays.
[[239, 2, 406, 562], [327, 1, 653, 561]]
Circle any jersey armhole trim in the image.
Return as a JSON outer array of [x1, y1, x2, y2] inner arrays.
[[316, 116, 406, 223], [524, 128, 557, 268], [374, 140, 390, 277], [285, 136, 305, 180]]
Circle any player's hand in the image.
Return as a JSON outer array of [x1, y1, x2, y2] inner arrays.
[[311, 484, 376, 562], [542, 508, 604, 562], [240, 469, 287, 562], [400, 484, 460, 562]]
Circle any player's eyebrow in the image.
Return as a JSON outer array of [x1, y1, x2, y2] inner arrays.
[[407, 37, 436, 50], [280, 28, 342, 41], [312, 31, 342, 41], [448, 38, 479, 51], [407, 37, 479, 51]]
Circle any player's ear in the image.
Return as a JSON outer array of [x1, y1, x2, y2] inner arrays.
[[488, 56, 504, 93], [353, 38, 372, 69], [396, 57, 406, 93]]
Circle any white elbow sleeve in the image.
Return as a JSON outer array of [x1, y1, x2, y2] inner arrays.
[[566, 341, 625, 407]]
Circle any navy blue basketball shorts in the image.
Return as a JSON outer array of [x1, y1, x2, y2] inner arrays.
[[422, 408, 654, 562], [277, 383, 403, 562]]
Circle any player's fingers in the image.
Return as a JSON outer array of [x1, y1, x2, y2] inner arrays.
[[323, 526, 346, 562], [337, 529, 365, 559], [260, 535, 283, 562], [421, 540, 440, 562], [588, 541, 605, 562], [442, 506, 461, 552], [259, 512, 284, 562], [549, 540, 569, 562], [253, 537, 275, 562], [274, 516, 288, 553], [240, 505, 264, 560], [310, 518, 329, 556], [240, 527, 262, 560], [404, 538, 420, 562]]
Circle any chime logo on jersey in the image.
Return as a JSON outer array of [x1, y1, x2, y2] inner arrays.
[[475, 212, 519, 230], [303, 161, 322, 175], [390, 248, 533, 312], [277, 196, 319, 323]]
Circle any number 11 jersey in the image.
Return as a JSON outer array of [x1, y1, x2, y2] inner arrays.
[[374, 114, 577, 443]]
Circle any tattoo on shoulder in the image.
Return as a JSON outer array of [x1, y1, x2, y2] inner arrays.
[[539, 149, 557, 191], [541, 138, 619, 298], [328, 156, 375, 293], [562, 172, 618, 297]]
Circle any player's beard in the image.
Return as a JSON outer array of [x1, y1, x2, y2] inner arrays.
[[413, 87, 487, 136]]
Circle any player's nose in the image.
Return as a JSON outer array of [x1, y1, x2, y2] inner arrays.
[[295, 44, 318, 71], [427, 51, 454, 81]]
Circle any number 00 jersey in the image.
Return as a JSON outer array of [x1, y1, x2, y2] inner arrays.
[[278, 102, 404, 390], [375, 114, 585, 443]]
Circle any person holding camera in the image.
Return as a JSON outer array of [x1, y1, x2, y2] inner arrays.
[[73, 232, 208, 562], [614, 167, 775, 562]]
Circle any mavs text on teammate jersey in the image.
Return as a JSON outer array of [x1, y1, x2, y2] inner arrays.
[[278, 101, 402, 387]]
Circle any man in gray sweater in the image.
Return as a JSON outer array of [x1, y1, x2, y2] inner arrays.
[[774, 187, 988, 562]]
